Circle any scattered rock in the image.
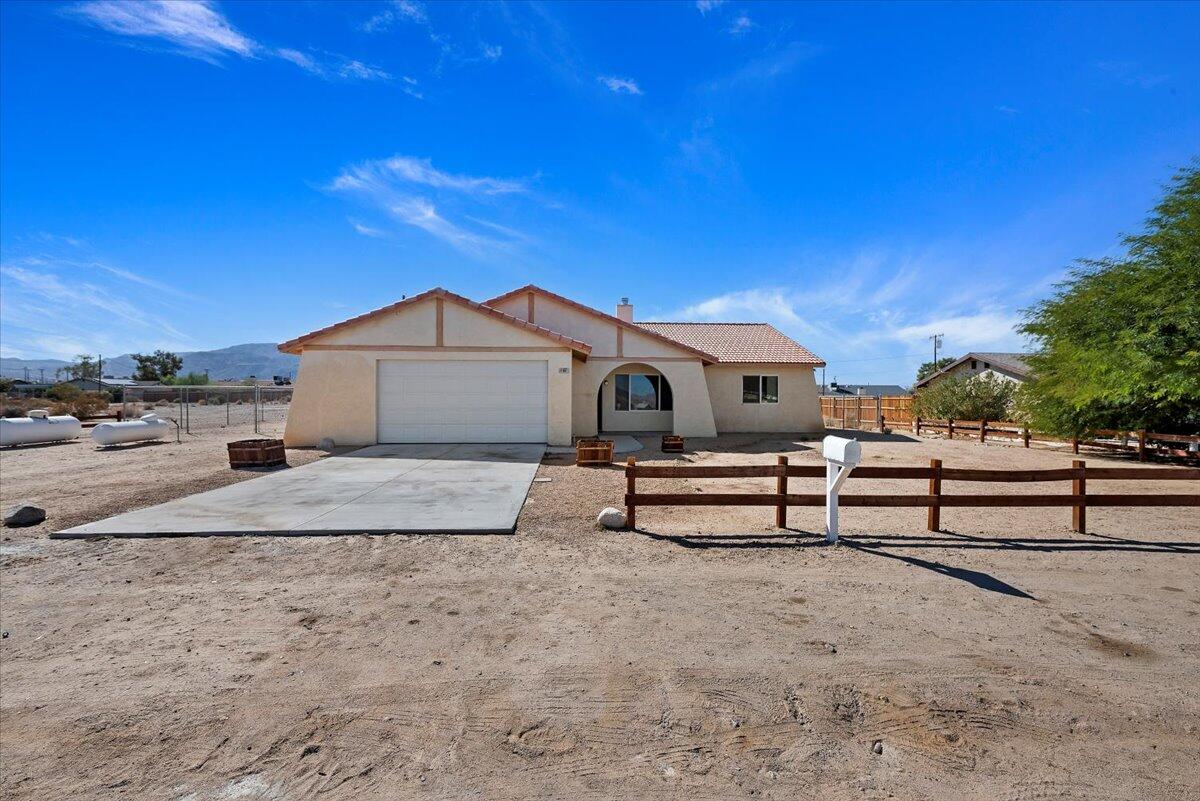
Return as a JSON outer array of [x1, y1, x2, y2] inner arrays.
[[3, 502, 45, 528], [317, 437, 336, 451], [873, 740, 884, 755], [533, 477, 552, 483], [596, 507, 627, 529]]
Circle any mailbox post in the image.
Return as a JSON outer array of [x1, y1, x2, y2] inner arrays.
[[822, 435, 862, 543]]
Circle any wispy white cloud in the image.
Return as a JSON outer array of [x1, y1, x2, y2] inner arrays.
[[331, 155, 528, 197], [481, 43, 503, 61], [348, 218, 388, 239], [996, 105, 1020, 116], [70, 1, 396, 85], [705, 40, 824, 93], [362, 0, 426, 33], [695, 0, 726, 14], [70, 0, 257, 61], [598, 75, 642, 95], [1095, 61, 1169, 89], [0, 258, 196, 359], [678, 289, 804, 327], [327, 155, 533, 256], [727, 14, 754, 36]]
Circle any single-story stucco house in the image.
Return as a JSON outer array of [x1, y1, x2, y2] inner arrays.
[[278, 285, 826, 447]]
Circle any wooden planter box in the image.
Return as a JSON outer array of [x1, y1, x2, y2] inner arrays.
[[228, 438, 286, 468], [576, 438, 614, 466], [661, 435, 685, 453]]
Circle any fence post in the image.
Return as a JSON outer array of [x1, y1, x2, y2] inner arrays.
[[914, 416, 921, 436], [625, 456, 636, 530], [1137, 429, 1147, 462], [927, 458, 942, 532], [840, 399, 846, 429], [980, 420, 987, 443], [776, 455, 788, 528], [947, 419, 954, 440], [1023, 426, 1031, 448], [1072, 459, 1086, 534], [1071, 436, 1079, 455]]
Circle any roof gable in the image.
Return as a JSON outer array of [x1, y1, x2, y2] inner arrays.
[[483, 285, 718, 363], [912, 351, 1032, 388], [278, 287, 591, 358]]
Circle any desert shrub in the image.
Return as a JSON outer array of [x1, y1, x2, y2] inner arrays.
[[46, 382, 82, 403], [913, 374, 1017, 421], [69, 392, 112, 418]]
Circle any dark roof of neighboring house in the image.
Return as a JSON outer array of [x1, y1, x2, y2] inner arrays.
[[823, 383, 909, 396], [913, 351, 1033, 388], [635, 322, 825, 365]]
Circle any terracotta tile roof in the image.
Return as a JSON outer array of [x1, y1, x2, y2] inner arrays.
[[635, 322, 825, 366], [483, 285, 719, 363], [278, 287, 592, 358]]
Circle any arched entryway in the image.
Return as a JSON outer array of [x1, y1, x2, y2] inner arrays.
[[595, 362, 674, 434]]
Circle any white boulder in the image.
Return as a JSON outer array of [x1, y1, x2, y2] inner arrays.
[[596, 507, 627, 530]]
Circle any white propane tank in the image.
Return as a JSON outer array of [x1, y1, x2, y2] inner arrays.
[[90, 413, 171, 446], [0, 410, 83, 446]]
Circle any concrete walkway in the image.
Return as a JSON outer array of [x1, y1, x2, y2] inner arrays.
[[545, 434, 645, 456], [53, 443, 544, 538]]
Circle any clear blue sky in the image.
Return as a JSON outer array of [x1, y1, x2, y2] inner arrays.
[[2, 1, 1197, 385]]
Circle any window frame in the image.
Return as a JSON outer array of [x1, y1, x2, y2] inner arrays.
[[615, 373, 668, 412], [742, 374, 780, 405]]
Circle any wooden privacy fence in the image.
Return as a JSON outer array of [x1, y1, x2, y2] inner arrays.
[[623, 456, 1200, 534], [821, 395, 913, 429], [913, 418, 1200, 462]]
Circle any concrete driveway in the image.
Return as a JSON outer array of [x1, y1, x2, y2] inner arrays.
[[53, 443, 544, 538]]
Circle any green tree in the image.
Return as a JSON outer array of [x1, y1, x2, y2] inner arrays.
[[64, 355, 100, 382], [132, 350, 183, 381], [916, 356, 956, 383], [913, 374, 1017, 421], [1018, 163, 1200, 435], [163, 371, 210, 386]]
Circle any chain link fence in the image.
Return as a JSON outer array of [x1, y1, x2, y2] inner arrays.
[[121, 385, 292, 438]]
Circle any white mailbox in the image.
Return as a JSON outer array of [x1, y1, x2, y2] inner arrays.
[[823, 435, 861, 467], [822, 435, 861, 543]]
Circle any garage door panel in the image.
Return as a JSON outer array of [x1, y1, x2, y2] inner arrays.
[[377, 360, 548, 443]]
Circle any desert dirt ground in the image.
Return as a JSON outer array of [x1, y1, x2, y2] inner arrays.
[[1, 426, 1198, 800]]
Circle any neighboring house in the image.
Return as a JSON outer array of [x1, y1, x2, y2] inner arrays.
[[6, 377, 140, 396], [279, 286, 826, 447], [913, 352, 1032, 390], [823, 383, 909, 397]]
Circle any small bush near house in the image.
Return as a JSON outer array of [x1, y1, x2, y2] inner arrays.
[[46, 382, 82, 403], [913, 374, 1017, 422]]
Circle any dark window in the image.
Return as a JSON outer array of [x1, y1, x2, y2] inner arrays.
[[616, 374, 662, 411], [743, 375, 780, 404], [762, 375, 779, 403], [970, 359, 977, 370], [742, 375, 760, 403]]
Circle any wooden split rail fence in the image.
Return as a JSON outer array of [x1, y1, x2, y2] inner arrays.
[[913, 418, 1200, 462], [623, 456, 1200, 534]]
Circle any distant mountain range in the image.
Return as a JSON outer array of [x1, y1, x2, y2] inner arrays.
[[0, 343, 299, 382]]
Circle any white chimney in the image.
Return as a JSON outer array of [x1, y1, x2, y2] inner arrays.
[[615, 297, 634, 322]]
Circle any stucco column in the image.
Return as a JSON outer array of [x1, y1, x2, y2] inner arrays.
[[658, 360, 717, 437]]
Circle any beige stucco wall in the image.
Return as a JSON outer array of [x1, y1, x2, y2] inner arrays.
[[930, 361, 1025, 386], [283, 297, 575, 447], [705, 364, 824, 433]]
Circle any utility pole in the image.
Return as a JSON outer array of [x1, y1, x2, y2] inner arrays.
[[821, 367, 826, 394], [929, 333, 944, 366], [39, 368, 45, 383], [97, 354, 103, 392]]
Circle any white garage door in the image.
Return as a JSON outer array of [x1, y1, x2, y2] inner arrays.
[[377, 360, 548, 443]]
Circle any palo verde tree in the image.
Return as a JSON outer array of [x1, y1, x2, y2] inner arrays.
[[132, 350, 183, 382], [1017, 163, 1200, 435]]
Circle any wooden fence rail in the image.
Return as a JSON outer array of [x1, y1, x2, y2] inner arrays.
[[913, 418, 1200, 462], [623, 456, 1200, 535]]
